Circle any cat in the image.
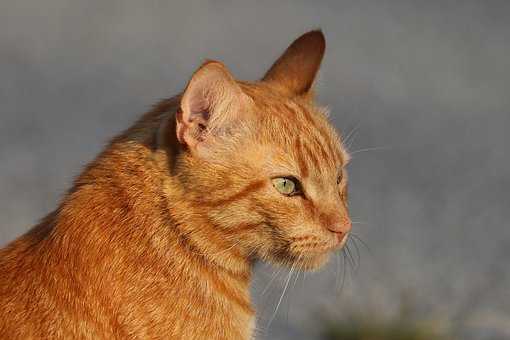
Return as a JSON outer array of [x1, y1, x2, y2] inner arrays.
[[0, 30, 351, 339]]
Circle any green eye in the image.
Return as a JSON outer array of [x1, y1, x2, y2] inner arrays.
[[272, 177, 300, 196]]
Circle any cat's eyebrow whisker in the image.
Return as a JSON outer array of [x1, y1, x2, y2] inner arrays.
[[349, 146, 390, 156], [342, 123, 361, 149]]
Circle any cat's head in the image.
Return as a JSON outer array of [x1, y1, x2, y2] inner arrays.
[[174, 30, 351, 271]]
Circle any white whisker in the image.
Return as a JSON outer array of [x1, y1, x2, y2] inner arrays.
[[343, 123, 361, 149], [261, 266, 283, 296], [267, 264, 295, 328], [336, 251, 347, 296], [349, 146, 390, 156]]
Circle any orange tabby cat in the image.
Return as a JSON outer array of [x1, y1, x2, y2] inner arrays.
[[0, 30, 351, 339]]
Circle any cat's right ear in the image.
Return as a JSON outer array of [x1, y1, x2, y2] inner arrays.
[[262, 30, 325, 98], [176, 61, 250, 155]]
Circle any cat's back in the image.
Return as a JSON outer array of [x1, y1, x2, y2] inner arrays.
[[0, 217, 50, 299], [0, 100, 177, 337], [0, 220, 59, 338], [1, 215, 89, 338]]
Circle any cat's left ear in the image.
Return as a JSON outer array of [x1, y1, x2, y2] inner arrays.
[[262, 30, 325, 98], [176, 61, 251, 155]]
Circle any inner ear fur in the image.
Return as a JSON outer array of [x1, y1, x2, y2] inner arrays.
[[176, 61, 249, 151]]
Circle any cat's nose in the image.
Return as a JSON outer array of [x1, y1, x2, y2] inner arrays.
[[327, 217, 351, 235]]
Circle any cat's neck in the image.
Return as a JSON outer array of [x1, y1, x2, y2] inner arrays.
[[34, 97, 253, 296], [15, 105, 256, 337]]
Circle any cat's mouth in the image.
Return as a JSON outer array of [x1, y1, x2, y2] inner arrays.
[[283, 233, 349, 271], [288, 232, 348, 254]]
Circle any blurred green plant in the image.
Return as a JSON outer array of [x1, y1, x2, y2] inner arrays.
[[318, 292, 452, 340], [320, 316, 449, 340]]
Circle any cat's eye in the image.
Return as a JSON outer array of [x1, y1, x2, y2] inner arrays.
[[272, 177, 301, 196]]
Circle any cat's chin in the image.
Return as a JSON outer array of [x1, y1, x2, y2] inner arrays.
[[293, 252, 331, 271], [269, 252, 332, 272]]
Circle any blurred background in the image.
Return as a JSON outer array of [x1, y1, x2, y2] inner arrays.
[[1, 1, 509, 339]]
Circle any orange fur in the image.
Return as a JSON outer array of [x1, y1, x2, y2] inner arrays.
[[0, 30, 351, 339]]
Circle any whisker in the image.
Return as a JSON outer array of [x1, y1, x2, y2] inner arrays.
[[344, 243, 356, 271], [291, 260, 302, 290], [349, 146, 390, 156], [261, 266, 283, 296], [349, 237, 361, 270], [336, 251, 347, 296], [286, 255, 304, 326], [350, 233, 373, 257], [343, 123, 361, 149], [334, 252, 341, 291], [267, 264, 295, 328]]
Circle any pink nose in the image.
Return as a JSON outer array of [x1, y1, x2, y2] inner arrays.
[[327, 217, 352, 235]]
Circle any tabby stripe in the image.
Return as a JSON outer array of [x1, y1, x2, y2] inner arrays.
[[294, 138, 309, 178], [315, 137, 332, 168], [299, 105, 338, 166], [233, 222, 264, 233], [302, 198, 318, 217], [202, 180, 265, 208], [302, 140, 320, 170]]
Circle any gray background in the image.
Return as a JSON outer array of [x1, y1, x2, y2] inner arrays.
[[1, 1, 509, 339]]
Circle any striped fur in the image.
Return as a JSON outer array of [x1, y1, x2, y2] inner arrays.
[[0, 30, 351, 339]]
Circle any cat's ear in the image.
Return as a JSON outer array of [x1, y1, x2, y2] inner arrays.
[[176, 61, 250, 153], [262, 30, 325, 97]]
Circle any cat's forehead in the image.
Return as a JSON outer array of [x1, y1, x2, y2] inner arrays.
[[242, 84, 348, 176]]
